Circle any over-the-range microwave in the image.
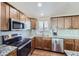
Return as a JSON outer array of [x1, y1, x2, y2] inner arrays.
[[9, 18, 25, 30]]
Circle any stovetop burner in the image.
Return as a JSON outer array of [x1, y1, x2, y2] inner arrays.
[[2, 36, 31, 47], [2, 36, 32, 56], [9, 38, 31, 47]]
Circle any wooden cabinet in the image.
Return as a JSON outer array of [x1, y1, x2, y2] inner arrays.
[[75, 40, 79, 51], [7, 49, 17, 56], [51, 16, 79, 29], [64, 39, 79, 51], [72, 16, 79, 29], [31, 37, 36, 51], [64, 39, 75, 51], [10, 7, 20, 20], [30, 18, 37, 29], [51, 17, 58, 29], [58, 17, 65, 29], [1, 3, 10, 30], [64, 16, 72, 29], [0, 3, 1, 30], [20, 13, 26, 22], [35, 37, 43, 49], [43, 37, 52, 50], [0, 2, 28, 31], [34, 37, 52, 51]]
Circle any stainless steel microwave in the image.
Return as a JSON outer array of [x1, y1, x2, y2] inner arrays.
[[9, 18, 25, 30]]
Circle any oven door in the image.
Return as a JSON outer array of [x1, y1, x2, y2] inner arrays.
[[18, 41, 31, 56]]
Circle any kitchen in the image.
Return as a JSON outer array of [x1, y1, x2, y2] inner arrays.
[[0, 2, 79, 56]]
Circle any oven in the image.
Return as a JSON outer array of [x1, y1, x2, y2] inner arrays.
[[2, 36, 32, 56], [17, 40, 31, 56]]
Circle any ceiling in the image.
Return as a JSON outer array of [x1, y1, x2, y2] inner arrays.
[[9, 2, 79, 18]]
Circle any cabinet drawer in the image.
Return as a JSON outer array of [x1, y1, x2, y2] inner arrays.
[[64, 39, 75, 43], [64, 39, 75, 51]]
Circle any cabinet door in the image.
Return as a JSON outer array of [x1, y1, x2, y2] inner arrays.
[[58, 17, 65, 29], [35, 37, 43, 49], [10, 7, 20, 20], [51, 17, 58, 29], [0, 3, 1, 30], [75, 40, 79, 51], [31, 37, 35, 51], [64, 39, 75, 51], [1, 3, 10, 30], [72, 16, 79, 29], [64, 16, 72, 29], [30, 19, 36, 29], [43, 37, 52, 50], [20, 13, 26, 22]]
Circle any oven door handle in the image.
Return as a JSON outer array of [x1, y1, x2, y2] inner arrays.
[[18, 40, 31, 50]]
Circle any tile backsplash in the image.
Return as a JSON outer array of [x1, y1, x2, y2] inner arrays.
[[1, 30, 31, 38], [58, 29, 79, 37], [1, 29, 79, 45], [0, 30, 31, 45]]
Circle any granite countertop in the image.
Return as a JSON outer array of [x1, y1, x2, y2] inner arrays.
[[27, 34, 79, 40], [64, 50, 79, 56], [0, 45, 17, 56], [52, 36, 79, 39], [30, 35, 79, 40]]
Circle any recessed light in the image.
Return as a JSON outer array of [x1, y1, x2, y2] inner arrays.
[[37, 3, 42, 7]]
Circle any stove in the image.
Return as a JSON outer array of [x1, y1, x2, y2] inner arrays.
[[2, 36, 32, 56]]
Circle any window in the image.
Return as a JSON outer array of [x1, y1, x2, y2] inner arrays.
[[38, 20, 49, 31], [44, 21, 48, 30]]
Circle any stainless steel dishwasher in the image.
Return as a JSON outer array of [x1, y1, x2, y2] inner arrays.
[[52, 38, 64, 53]]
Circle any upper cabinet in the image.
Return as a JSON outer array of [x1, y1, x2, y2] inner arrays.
[[0, 3, 1, 30], [30, 18, 37, 29], [51, 16, 79, 29], [10, 7, 20, 20], [0, 2, 31, 31], [72, 16, 79, 29], [58, 17, 65, 29], [20, 13, 26, 22], [64, 16, 72, 29], [1, 3, 10, 30], [51, 17, 58, 29]]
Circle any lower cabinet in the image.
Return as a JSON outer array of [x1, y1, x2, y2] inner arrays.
[[31, 37, 36, 51], [32, 37, 52, 51], [75, 40, 79, 51], [32, 38, 79, 52], [35, 37, 43, 49], [64, 39, 79, 51], [64, 39, 75, 51], [43, 37, 52, 50]]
